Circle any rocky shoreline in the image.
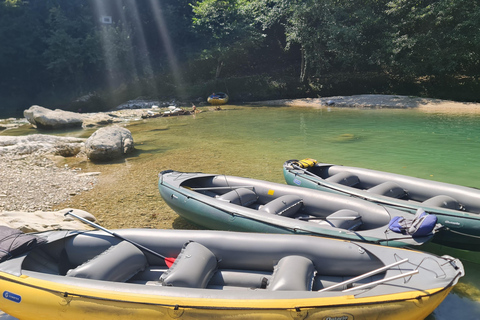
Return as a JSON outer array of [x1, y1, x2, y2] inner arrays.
[[0, 101, 207, 232], [0, 153, 99, 231], [0, 154, 98, 213]]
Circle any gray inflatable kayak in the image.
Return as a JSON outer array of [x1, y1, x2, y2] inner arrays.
[[158, 170, 440, 247], [283, 159, 480, 250]]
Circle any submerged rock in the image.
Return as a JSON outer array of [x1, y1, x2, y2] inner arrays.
[[85, 125, 134, 162], [24, 105, 84, 129]]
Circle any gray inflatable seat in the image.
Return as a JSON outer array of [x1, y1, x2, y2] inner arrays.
[[422, 195, 461, 210], [325, 209, 363, 230], [159, 241, 217, 288], [325, 171, 359, 187], [268, 255, 315, 291], [208, 270, 271, 289], [259, 195, 303, 217], [66, 241, 148, 282], [217, 188, 258, 206], [367, 181, 406, 198]]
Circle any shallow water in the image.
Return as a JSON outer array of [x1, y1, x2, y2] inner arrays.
[[3, 105, 480, 319]]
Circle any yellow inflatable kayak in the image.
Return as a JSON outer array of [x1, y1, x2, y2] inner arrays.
[[207, 92, 229, 105], [0, 228, 464, 319]]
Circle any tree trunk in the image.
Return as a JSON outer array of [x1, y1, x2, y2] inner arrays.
[[300, 46, 307, 83], [215, 59, 224, 79]]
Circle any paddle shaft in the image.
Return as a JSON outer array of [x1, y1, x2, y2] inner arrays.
[[188, 186, 254, 191], [342, 269, 419, 292], [64, 210, 169, 260], [318, 258, 409, 292], [292, 164, 320, 178]]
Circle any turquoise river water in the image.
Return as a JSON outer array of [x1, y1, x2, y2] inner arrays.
[[2, 105, 480, 319]]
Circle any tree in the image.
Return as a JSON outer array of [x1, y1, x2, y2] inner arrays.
[[251, 0, 391, 82], [386, 0, 480, 77], [43, 4, 102, 91], [0, 1, 45, 102], [191, 0, 265, 79]]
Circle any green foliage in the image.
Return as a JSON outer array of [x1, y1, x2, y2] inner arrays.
[[386, 0, 480, 77], [1, 0, 480, 117], [251, 0, 392, 80], [191, 0, 265, 78], [43, 5, 101, 88]]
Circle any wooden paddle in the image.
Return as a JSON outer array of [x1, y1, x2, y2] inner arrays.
[[64, 210, 176, 267]]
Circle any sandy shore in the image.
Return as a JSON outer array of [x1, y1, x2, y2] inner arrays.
[[251, 94, 480, 114]]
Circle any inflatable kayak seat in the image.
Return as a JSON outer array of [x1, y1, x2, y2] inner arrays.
[[367, 181, 406, 199], [325, 171, 359, 187], [159, 241, 217, 288], [217, 188, 258, 206], [325, 209, 363, 231], [422, 195, 461, 210], [66, 241, 148, 282], [259, 195, 303, 217], [207, 270, 272, 289], [268, 255, 315, 291]]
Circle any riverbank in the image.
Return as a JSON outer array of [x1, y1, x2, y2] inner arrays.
[[251, 94, 480, 114], [2, 94, 480, 230]]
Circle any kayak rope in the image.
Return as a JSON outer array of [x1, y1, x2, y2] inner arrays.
[[446, 227, 480, 239]]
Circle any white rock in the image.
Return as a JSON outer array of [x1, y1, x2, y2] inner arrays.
[[0, 208, 96, 233], [82, 113, 118, 128], [85, 125, 134, 162], [76, 172, 101, 177], [0, 134, 85, 156], [24, 105, 84, 129]]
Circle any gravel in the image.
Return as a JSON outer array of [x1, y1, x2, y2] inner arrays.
[[0, 154, 98, 212]]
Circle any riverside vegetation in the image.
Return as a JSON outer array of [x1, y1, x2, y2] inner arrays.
[[1, 1, 479, 118]]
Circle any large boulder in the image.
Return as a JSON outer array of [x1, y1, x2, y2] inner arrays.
[[85, 125, 134, 162], [24, 105, 84, 129]]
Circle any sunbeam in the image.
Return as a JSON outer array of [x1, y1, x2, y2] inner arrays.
[[148, 0, 186, 98], [91, 0, 185, 100], [90, 0, 124, 91], [118, 0, 155, 79]]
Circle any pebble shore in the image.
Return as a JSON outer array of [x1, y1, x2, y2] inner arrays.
[[0, 154, 98, 212]]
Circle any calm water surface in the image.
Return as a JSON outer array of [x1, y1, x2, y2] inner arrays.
[[3, 105, 480, 319]]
